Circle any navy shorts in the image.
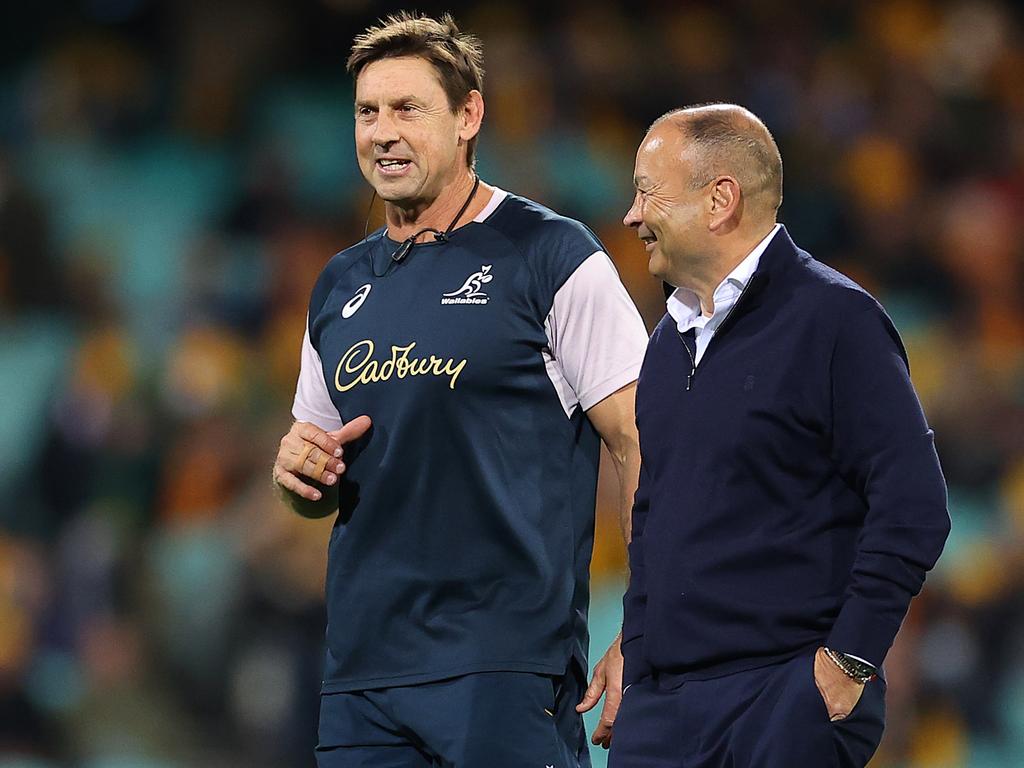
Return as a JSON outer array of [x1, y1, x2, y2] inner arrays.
[[610, 651, 886, 768], [315, 661, 592, 768]]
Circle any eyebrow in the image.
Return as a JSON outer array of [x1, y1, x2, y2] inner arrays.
[[354, 95, 422, 109], [634, 175, 650, 188]]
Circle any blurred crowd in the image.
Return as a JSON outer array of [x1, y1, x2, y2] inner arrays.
[[1, 1, 1023, 766]]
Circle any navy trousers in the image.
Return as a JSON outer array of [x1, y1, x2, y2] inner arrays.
[[315, 661, 591, 768], [609, 651, 885, 768]]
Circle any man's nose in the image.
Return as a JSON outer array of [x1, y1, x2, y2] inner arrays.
[[623, 196, 642, 228], [373, 110, 400, 146]]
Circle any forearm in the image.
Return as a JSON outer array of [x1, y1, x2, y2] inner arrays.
[[609, 443, 641, 544], [586, 383, 641, 545], [828, 303, 950, 665], [827, 499, 948, 665]]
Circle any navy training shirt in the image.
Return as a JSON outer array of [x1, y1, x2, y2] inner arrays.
[[292, 188, 648, 692]]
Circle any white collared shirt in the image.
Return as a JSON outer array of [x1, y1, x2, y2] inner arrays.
[[666, 224, 781, 365]]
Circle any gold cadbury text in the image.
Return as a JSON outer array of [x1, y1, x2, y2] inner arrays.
[[334, 340, 467, 392]]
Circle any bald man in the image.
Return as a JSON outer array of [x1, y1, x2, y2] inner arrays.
[[610, 104, 949, 768]]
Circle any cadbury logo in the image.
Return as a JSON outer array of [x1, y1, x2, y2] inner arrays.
[[334, 340, 467, 392]]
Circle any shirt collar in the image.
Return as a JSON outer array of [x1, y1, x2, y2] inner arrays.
[[666, 223, 781, 329]]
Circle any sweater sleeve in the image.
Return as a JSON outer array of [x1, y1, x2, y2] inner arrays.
[[824, 299, 950, 668], [621, 460, 653, 685]]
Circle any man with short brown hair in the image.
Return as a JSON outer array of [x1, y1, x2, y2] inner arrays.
[[272, 12, 647, 767]]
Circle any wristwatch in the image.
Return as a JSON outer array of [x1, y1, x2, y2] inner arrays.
[[823, 647, 877, 684]]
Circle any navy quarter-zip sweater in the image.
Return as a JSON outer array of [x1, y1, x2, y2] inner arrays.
[[622, 226, 950, 684]]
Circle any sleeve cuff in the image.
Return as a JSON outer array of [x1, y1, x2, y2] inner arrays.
[[621, 635, 652, 686], [825, 596, 902, 669], [578, 361, 642, 412], [291, 405, 344, 432]]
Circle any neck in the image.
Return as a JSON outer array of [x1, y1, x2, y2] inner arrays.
[[671, 222, 775, 316], [385, 171, 486, 242], [677, 262, 727, 318]]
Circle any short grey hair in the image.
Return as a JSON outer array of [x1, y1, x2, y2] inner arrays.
[[656, 104, 783, 213]]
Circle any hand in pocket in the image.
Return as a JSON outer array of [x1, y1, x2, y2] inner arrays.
[[813, 647, 865, 722]]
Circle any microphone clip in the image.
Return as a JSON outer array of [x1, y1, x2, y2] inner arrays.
[[391, 237, 416, 263], [380, 175, 479, 269], [391, 227, 447, 262]]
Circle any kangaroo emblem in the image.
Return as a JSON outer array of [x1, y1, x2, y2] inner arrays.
[[443, 265, 493, 300]]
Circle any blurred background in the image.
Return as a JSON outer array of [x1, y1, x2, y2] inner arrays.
[[1, 0, 1022, 766]]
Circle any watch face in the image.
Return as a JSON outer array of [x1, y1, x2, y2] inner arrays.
[[826, 648, 875, 682], [838, 653, 870, 673]]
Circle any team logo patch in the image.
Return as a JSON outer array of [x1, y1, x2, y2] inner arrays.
[[342, 284, 372, 318], [441, 265, 492, 305]]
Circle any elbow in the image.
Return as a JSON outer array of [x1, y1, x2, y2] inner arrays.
[[934, 507, 952, 559], [939, 507, 952, 541], [916, 502, 951, 571], [603, 428, 639, 468]]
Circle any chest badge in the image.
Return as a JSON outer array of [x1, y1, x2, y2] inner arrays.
[[342, 284, 372, 318], [441, 265, 492, 306]]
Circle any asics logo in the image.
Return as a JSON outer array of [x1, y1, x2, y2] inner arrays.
[[342, 284, 372, 318]]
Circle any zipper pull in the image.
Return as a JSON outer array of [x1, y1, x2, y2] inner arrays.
[[687, 368, 694, 391]]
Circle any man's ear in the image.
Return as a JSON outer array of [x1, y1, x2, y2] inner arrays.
[[459, 90, 484, 142], [708, 176, 741, 231]]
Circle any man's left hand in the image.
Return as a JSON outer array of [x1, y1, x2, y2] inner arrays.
[[813, 647, 866, 722], [576, 633, 624, 748]]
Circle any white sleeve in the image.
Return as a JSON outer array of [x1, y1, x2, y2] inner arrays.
[[543, 251, 648, 416], [291, 320, 344, 431]]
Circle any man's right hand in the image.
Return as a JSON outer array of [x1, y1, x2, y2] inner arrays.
[[273, 416, 373, 501]]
